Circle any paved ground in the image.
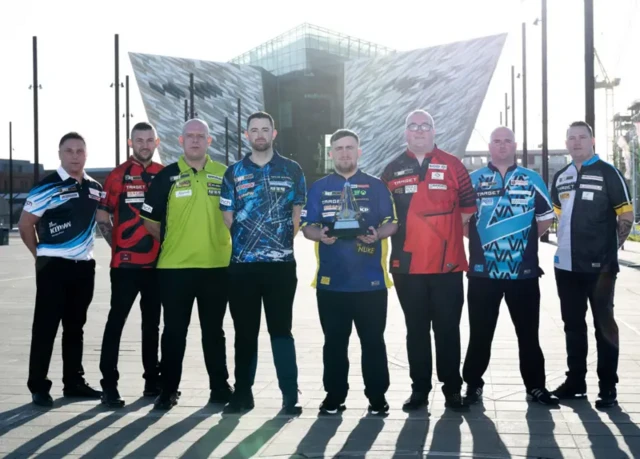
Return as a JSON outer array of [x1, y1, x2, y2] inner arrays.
[[1, 234, 640, 458]]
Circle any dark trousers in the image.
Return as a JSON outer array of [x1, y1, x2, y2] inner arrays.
[[317, 289, 390, 402], [555, 268, 619, 388], [393, 272, 464, 396], [462, 277, 546, 392], [228, 262, 298, 396], [99, 268, 161, 389], [158, 268, 229, 393], [27, 256, 96, 394]]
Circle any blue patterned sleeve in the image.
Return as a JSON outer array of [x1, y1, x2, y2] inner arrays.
[[293, 164, 306, 206], [529, 171, 554, 221], [219, 166, 236, 212], [301, 181, 322, 228]]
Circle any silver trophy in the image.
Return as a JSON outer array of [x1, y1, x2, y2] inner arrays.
[[327, 181, 367, 238]]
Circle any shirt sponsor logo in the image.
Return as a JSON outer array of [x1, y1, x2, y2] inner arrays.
[[322, 199, 340, 205], [581, 191, 594, 201], [60, 185, 77, 193], [125, 184, 146, 191], [393, 168, 414, 177], [323, 205, 340, 211], [127, 191, 144, 198], [389, 175, 418, 189], [582, 174, 603, 182], [142, 203, 153, 213], [392, 259, 400, 268], [220, 197, 232, 206], [180, 172, 190, 179], [323, 191, 342, 196], [125, 198, 145, 203], [351, 184, 370, 189], [405, 185, 418, 194], [477, 189, 501, 198], [100, 191, 107, 199], [322, 211, 335, 218], [125, 175, 142, 181], [175, 189, 192, 198], [320, 276, 331, 285], [176, 180, 191, 188], [592, 262, 601, 268], [170, 175, 180, 182], [511, 198, 530, 205], [559, 192, 571, 200], [359, 206, 370, 213], [207, 182, 220, 188], [234, 174, 254, 182], [393, 188, 404, 194], [474, 264, 484, 272], [579, 183, 602, 191], [509, 190, 532, 196], [357, 244, 375, 255], [479, 181, 496, 189], [558, 175, 576, 184], [371, 280, 380, 286], [428, 163, 447, 170], [431, 172, 444, 180], [120, 253, 131, 262], [89, 188, 101, 196], [510, 179, 529, 186], [353, 189, 367, 196], [481, 198, 494, 206], [237, 182, 255, 191], [300, 209, 307, 217], [269, 180, 292, 188], [556, 184, 575, 192], [88, 194, 101, 201], [428, 184, 447, 190], [49, 221, 71, 235], [207, 189, 220, 196], [60, 192, 79, 200], [207, 174, 223, 181], [270, 186, 286, 193]]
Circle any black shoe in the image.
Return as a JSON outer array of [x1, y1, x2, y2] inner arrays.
[[319, 395, 346, 415], [101, 387, 125, 408], [552, 380, 587, 400], [402, 392, 429, 411], [143, 381, 161, 397], [464, 386, 483, 405], [282, 391, 302, 416], [527, 388, 560, 406], [368, 396, 389, 416], [223, 391, 255, 414], [32, 392, 53, 407], [154, 391, 179, 410], [595, 388, 618, 408], [63, 382, 102, 399], [209, 386, 233, 404], [444, 392, 469, 411]]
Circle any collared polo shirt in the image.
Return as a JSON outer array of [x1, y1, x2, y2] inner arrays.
[[301, 170, 397, 292], [140, 155, 231, 269], [381, 147, 477, 274], [220, 151, 306, 263], [551, 154, 633, 273], [468, 163, 554, 279], [99, 157, 164, 268], [23, 166, 103, 261]]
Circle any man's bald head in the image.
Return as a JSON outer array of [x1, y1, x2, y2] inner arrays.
[[488, 126, 517, 166], [405, 109, 435, 130], [182, 118, 210, 137]]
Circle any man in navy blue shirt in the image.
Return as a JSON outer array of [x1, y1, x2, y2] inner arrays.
[[301, 129, 398, 415], [220, 111, 306, 414], [463, 126, 558, 406]]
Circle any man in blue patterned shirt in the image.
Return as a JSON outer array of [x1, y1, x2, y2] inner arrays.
[[462, 126, 559, 406], [220, 111, 306, 414]]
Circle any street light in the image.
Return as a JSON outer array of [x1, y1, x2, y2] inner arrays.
[[8, 122, 13, 231], [32, 36, 40, 183]]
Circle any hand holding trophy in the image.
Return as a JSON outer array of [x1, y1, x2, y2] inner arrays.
[[326, 181, 368, 239]]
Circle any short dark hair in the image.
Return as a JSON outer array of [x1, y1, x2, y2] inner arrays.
[[59, 132, 85, 148], [247, 111, 274, 129], [131, 122, 156, 138], [330, 129, 359, 145], [567, 121, 593, 138]]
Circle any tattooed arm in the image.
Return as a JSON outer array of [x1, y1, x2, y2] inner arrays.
[[617, 212, 634, 248], [96, 209, 114, 247]]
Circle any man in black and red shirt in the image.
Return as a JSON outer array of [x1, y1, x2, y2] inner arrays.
[[96, 122, 164, 407], [381, 110, 477, 411]]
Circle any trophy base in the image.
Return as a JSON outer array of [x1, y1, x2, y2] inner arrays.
[[326, 221, 368, 239]]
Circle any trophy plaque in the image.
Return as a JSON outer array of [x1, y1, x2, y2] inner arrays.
[[326, 181, 367, 238]]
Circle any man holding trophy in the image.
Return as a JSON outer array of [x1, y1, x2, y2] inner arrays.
[[301, 129, 398, 415]]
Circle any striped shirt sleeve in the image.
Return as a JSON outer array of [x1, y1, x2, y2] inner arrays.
[[605, 164, 634, 216], [453, 158, 477, 213]]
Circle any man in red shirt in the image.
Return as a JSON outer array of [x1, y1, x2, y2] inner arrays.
[[96, 122, 164, 407], [381, 110, 477, 411]]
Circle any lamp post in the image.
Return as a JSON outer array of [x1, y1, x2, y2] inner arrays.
[[114, 34, 120, 166], [540, 0, 550, 242], [585, 0, 595, 133], [32, 36, 39, 183], [522, 22, 529, 168], [9, 122, 13, 230]]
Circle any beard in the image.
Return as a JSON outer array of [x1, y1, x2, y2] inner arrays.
[[133, 148, 153, 162], [251, 139, 272, 152], [335, 161, 357, 175]]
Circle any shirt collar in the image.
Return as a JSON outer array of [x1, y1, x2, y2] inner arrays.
[[178, 154, 216, 173], [487, 161, 518, 173], [242, 150, 282, 168], [405, 145, 440, 160], [57, 166, 88, 182], [332, 169, 362, 182], [580, 154, 600, 167]]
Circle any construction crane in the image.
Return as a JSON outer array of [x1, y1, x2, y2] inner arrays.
[[594, 48, 621, 163]]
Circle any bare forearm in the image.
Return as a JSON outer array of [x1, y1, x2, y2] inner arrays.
[[292, 206, 302, 237], [19, 226, 38, 258], [537, 219, 553, 238], [376, 222, 398, 239], [143, 220, 161, 241], [461, 213, 473, 227], [302, 225, 324, 242], [222, 211, 234, 230], [97, 221, 114, 247], [617, 213, 634, 248]]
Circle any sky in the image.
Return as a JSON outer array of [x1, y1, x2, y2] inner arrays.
[[1, 0, 639, 169]]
